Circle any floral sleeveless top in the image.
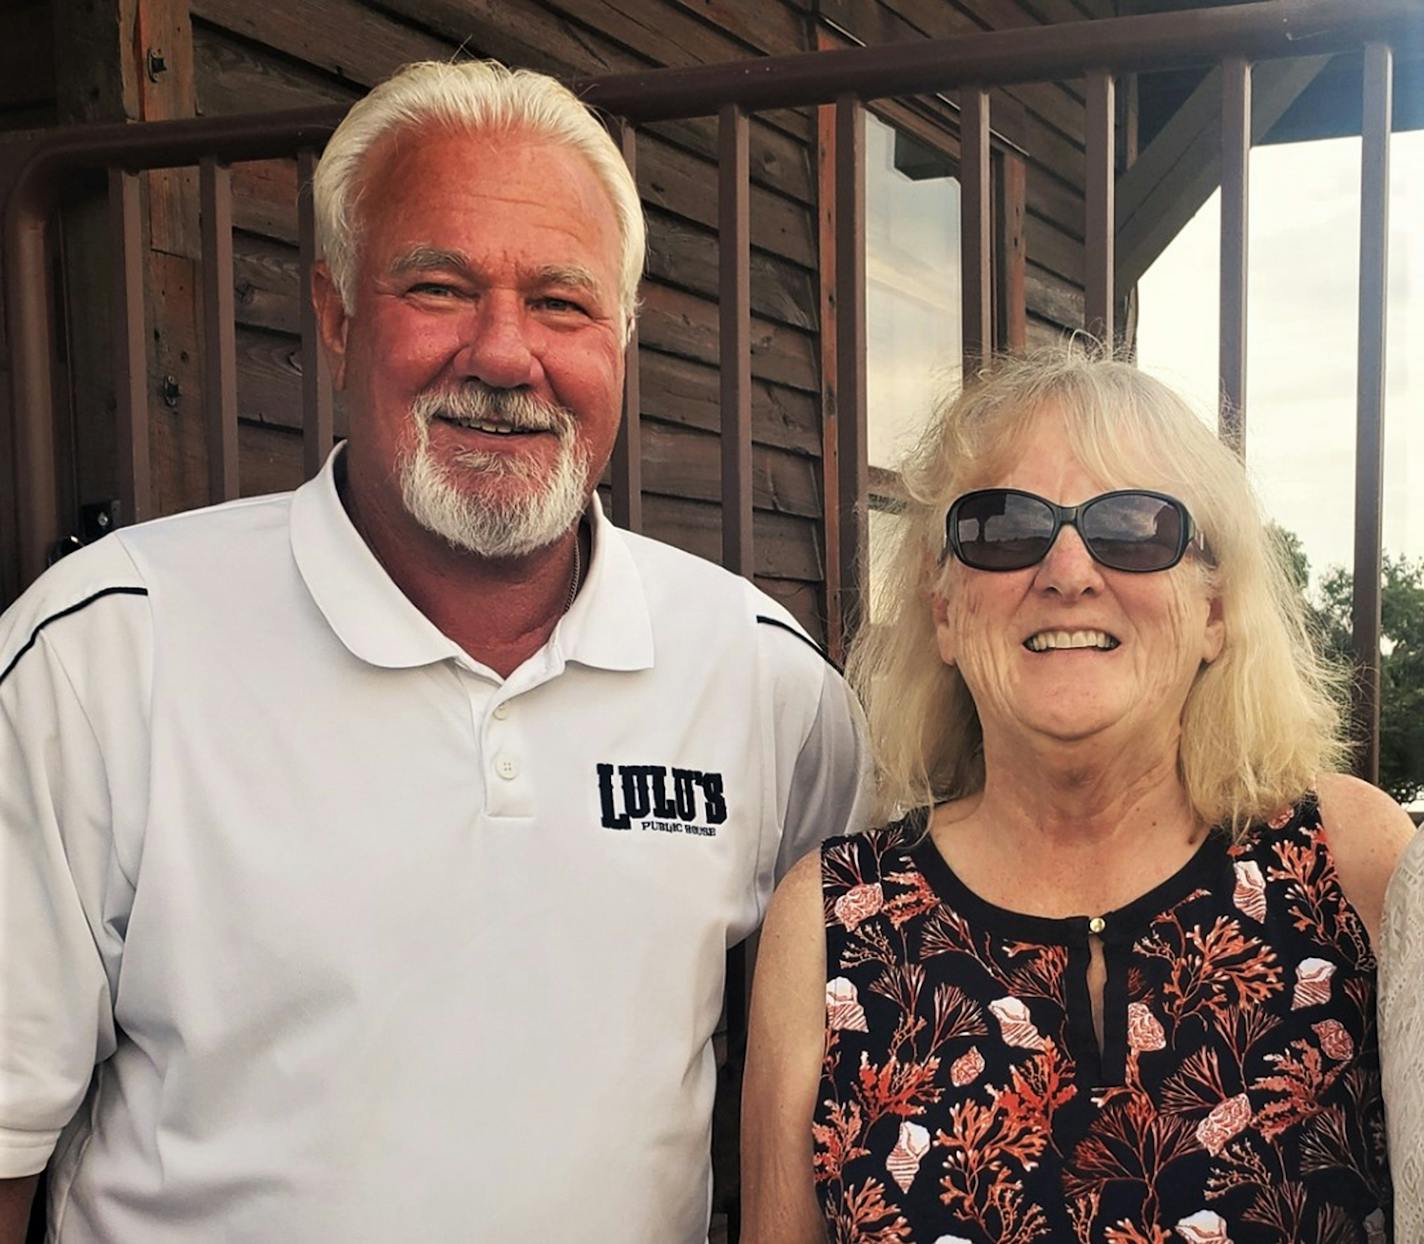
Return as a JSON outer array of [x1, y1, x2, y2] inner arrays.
[[813, 798, 1392, 1243]]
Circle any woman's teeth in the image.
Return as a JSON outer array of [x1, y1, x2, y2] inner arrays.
[[1024, 630, 1119, 652]]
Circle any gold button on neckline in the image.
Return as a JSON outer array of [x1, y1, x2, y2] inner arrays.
[[1088, 916, 1106, 934]]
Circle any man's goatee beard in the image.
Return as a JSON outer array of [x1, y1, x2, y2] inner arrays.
[[397, 385, 590, 559]]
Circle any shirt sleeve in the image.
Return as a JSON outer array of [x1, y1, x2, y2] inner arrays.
[[1378, 827, 1424, 1240], [0, 560, 147, 1177], [773, 661, 871, 882]]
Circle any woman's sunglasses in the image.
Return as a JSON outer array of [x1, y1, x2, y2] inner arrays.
[[945, 488, 1204, 573]]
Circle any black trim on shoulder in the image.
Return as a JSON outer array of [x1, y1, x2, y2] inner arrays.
[[0, 586, 149, 689], [755, 614, 841, 672]]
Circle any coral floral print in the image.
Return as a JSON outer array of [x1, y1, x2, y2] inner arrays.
[[812, 798, 1393, 1243]]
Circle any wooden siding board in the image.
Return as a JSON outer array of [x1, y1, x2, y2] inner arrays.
[[537, 0, 807, 74], [639, 283, 817, 393], [637, 350, 822, 457], [193, 0, 455, 89], [194, 22, 361, 115], [636, 421, 823, 518], [1026, 211, 1084, 285], [0, 4, 53, 109], [1025, 259, 1085, 328], [639, 494, 824, 581], [659, 0, 807, 56], [646, 209, 818, 332], [1026, 313, 1067, 350], [638, 132, 817, 269]]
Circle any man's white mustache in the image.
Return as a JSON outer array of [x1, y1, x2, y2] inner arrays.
[[411, 386, 573, 434]]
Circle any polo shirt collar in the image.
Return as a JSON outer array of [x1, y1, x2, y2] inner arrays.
[[290, 445, 654, 674], [558, 493, 655, 673]]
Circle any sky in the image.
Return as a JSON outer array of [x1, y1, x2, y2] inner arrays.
[[1137, 131, 1424, 588]]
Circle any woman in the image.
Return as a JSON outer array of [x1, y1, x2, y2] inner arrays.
[[742, 349, 1415, 1243]]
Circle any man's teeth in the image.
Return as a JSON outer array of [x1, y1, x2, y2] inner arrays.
[[1024, 630, 1119, 652], [439, 415, 523, 434]]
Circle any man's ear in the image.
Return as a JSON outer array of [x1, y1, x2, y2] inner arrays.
[[311, 263, 350, 392]]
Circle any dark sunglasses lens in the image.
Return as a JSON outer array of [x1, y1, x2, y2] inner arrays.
[[954, 492, 1057, 569], [1080, 493, 1185, 571]]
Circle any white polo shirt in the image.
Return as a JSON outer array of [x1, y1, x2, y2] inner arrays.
[[0, 448, 868, 1243]]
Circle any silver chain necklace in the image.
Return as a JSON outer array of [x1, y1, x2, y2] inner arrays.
[[562, 531, 582, 615]]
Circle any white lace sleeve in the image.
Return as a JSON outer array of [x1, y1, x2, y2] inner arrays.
[[1380, 826, 1424, 1241]]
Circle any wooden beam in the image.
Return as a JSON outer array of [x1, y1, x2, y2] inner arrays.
[[1115, 54, 1329, 296]]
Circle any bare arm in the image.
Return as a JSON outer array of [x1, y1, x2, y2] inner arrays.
[[0, 1175, 38, 1244], [741, 850, 828, 1244], [1315, 772, 1416, 945]]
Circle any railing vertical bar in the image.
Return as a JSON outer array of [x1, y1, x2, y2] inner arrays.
[[297, 148, 333, 481], [613, 121, 643, 533], [1352, 41, 1392, 784], [960, 87, 992, 371], [719, 103, 754, 578], [996, 152, 1028, 353], [1219, 57, 1251, 453], [815, 80, 843, 664], [199, 157, 240, 503], [835, 94, 868, 644], [110, 168, 151, 525], [717, 108, 753, 1207], [1085, 71, 1116, 345], [9, 196, 59, 587]]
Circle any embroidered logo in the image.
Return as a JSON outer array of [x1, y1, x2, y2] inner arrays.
[[596, 763, 727, 837]]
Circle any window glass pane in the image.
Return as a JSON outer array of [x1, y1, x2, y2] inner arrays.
[[868, 507, 909, 625], [866, 113, 963, 472]]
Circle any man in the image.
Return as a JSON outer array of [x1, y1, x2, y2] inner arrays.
[[1380, 826, 1424, 1239], [0, 61, 867, 1242]]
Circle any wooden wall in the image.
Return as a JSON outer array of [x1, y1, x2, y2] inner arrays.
[[0, 3, 54, 132], [1, 0, 1108, 640]]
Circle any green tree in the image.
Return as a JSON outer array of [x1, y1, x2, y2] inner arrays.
[[1313, 556, 1424, 804], [1273, 525, 1424, 803]]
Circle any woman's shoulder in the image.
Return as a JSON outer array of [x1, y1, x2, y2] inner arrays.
[[1234, 777, 1414, 945], [819, 812, 928, 882], [1314, 773, 1416, 942]]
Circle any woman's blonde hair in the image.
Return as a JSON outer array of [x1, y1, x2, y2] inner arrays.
[[846, 343, 1348, 835]]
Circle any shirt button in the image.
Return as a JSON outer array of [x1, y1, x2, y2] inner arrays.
[[495, 755, 518, 780], [492, 703, 510, 720], [1088, 916, 1106, 935]]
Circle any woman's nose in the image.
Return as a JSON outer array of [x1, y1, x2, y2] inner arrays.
[[1033, 522, 1105, 597]]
